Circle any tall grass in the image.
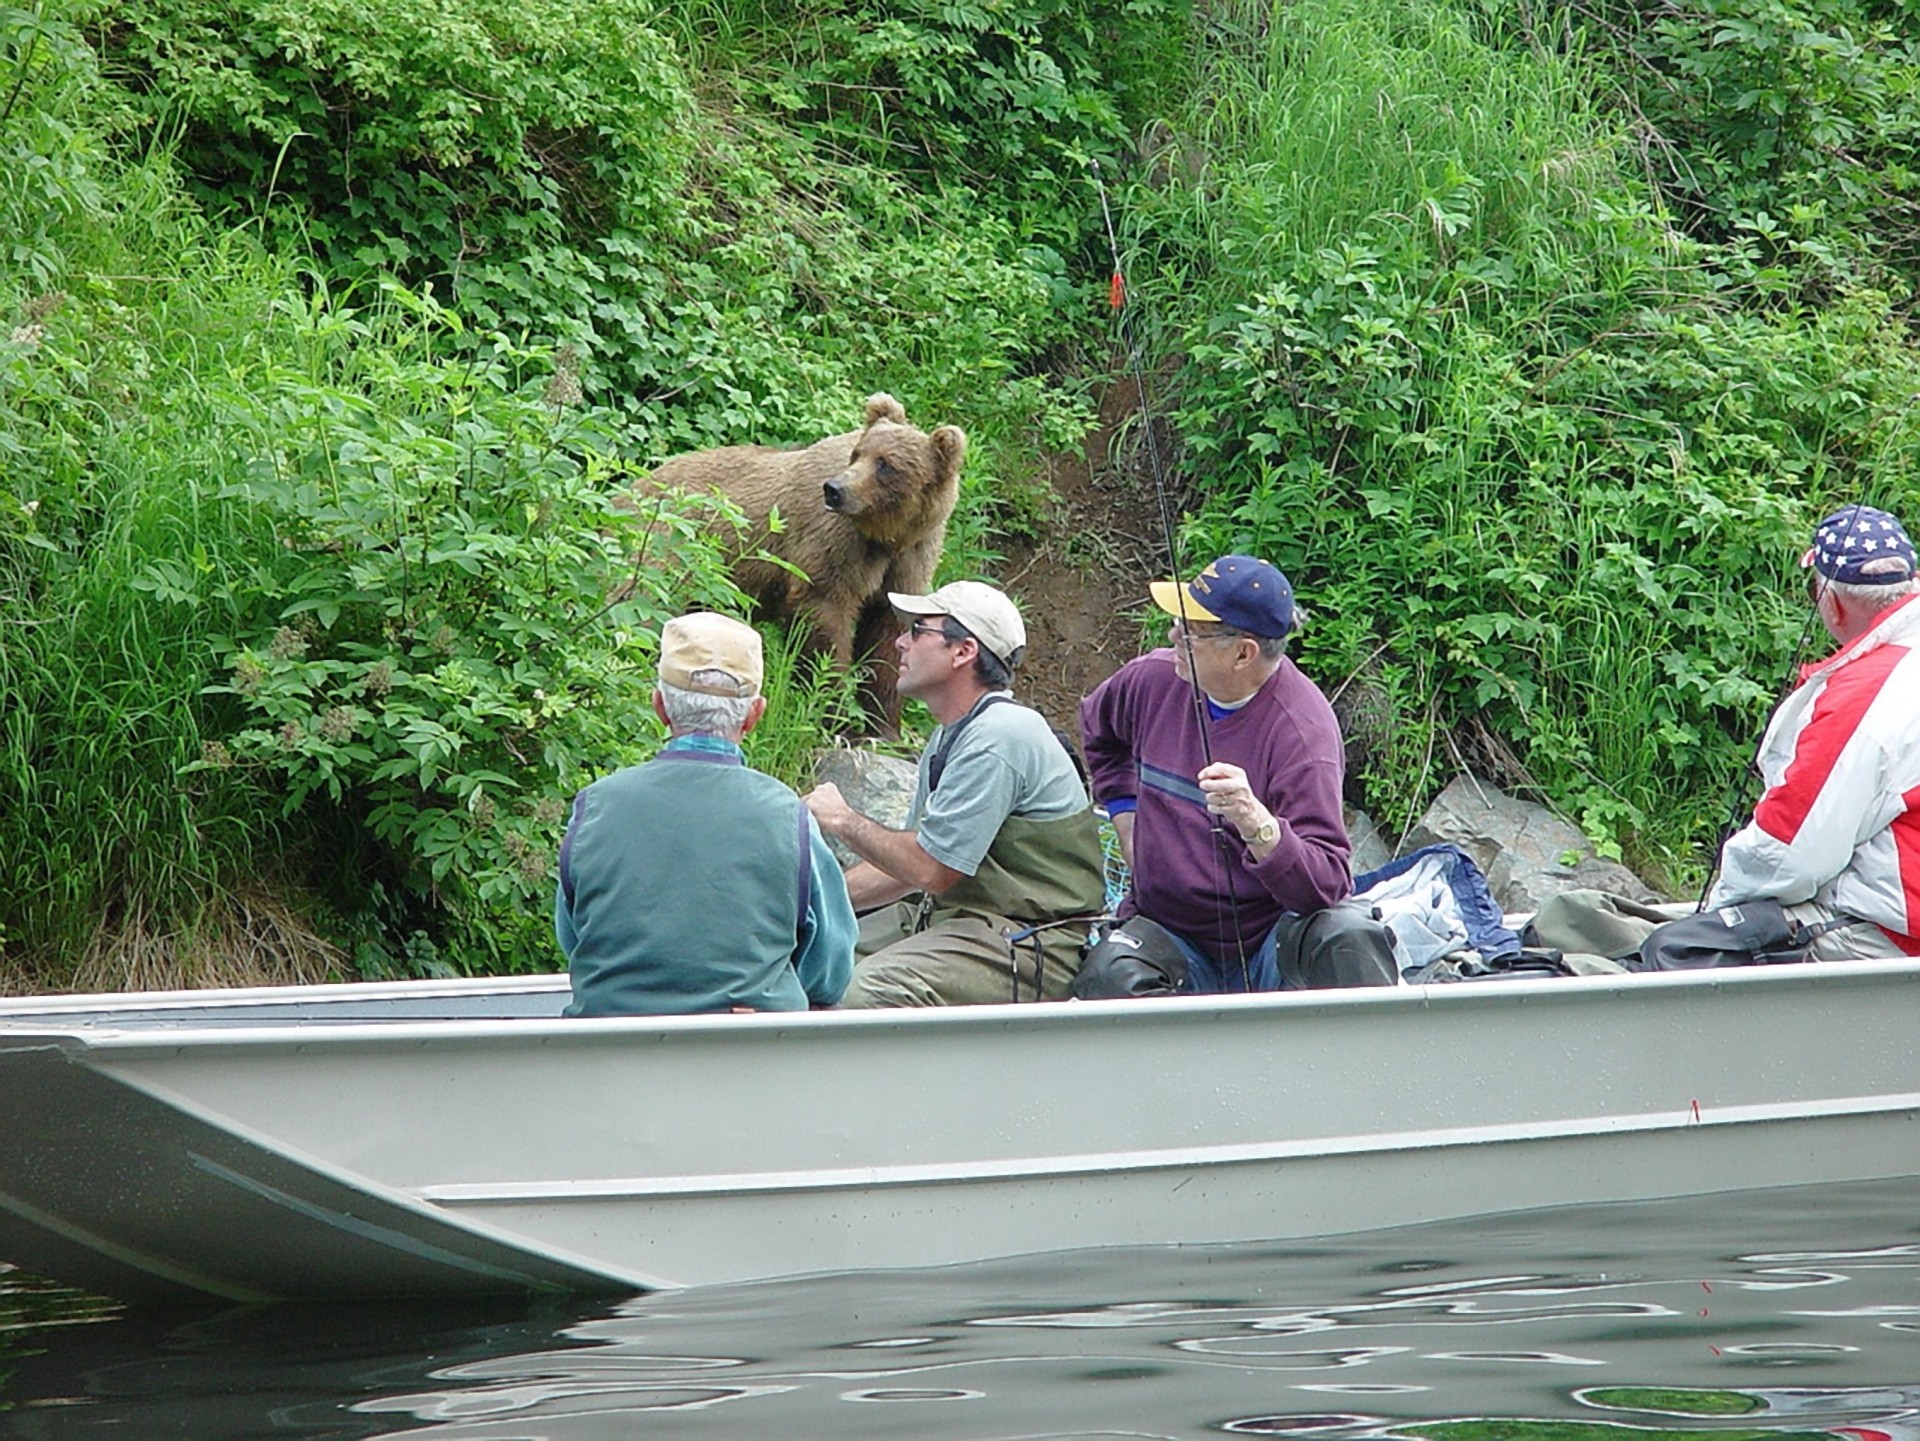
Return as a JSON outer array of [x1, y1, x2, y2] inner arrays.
[[744, 623, 868, 792], [1125, 0, 1920, 876], [0, 152, 302, 986]]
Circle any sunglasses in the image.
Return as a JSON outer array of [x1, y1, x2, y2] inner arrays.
[[907, 619, 953, 642]]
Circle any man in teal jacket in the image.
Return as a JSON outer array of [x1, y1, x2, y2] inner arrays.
[[556, 612, 856, 1015]]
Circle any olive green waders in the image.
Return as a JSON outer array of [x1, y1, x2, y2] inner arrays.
[[844, 807, 1106, 1007]]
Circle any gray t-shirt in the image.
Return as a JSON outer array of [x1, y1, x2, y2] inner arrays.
[[910, 693, 1088, 876]]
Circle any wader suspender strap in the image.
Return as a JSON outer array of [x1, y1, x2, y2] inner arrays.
[[1003, 914, 1111, 1002], [929, 693, 1086, 794], [927, 693, 1012, 794], [915, 692, 1010, 940]]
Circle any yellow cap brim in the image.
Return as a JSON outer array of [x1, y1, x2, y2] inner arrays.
[[1149, 580, 1223, 623]]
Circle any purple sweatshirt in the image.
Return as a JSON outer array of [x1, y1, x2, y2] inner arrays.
[[1079, 649, 1353, 961]]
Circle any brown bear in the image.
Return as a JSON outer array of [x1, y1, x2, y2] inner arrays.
[[642, 393, 964, 733]]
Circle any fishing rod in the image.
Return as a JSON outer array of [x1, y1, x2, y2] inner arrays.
[[1089, 157, 1254, 985], [1693, 500, 1871, 910]]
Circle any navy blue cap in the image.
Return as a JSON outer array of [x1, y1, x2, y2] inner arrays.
[[1150, 555, 1296, 638]]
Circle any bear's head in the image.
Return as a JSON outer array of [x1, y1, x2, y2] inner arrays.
[[823, 393, 965, 547]]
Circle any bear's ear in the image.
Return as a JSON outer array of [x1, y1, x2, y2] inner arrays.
[[930, 425, 967, 478], [863, 393, 908, 427]]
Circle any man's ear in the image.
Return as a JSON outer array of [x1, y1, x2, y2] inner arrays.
[[652, 689, 670, 727], [740, 695, 768, 735]]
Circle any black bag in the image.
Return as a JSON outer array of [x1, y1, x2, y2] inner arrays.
[[1403, 949, 1581, 984], [1071, 916, 1189, 999], [1633, 900, 1844, 972], [1271, 899, 1399, 989]]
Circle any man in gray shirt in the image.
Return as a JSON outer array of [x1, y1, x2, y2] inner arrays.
[[804, 581, 1107, 1005]]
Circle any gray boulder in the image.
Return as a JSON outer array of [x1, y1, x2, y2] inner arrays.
[[1400, 773, 1666, 913], [1345, 806, 1393, 879], [812, 747, 919, 869]]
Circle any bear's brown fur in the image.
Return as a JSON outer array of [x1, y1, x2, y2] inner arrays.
[[643, 393, 964, 732]]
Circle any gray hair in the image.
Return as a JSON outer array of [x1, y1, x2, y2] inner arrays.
[[1211, 602, 1306, 662], [1208, 628, 1290, 661], [1824, 576, 1920, 612], [656, 677, 757, 736]]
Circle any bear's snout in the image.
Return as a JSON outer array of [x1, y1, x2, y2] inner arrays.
[[823, 477, 849, 512]]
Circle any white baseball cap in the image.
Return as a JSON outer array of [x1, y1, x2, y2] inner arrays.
[[888, 580, 1027, 669]]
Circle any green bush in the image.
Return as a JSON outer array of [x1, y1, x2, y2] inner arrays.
[[194, 287, 757, 972], [765, 0, 1175, 249], [1576, 0, 1920, 288], [93, 0, 1103, 484], [1125, 0, 1920, 878]]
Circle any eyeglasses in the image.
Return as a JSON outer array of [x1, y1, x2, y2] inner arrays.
[[907, 619, 953, 643], [1172, 618, 1248, 644]]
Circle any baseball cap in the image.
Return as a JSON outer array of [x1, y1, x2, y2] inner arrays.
[[1801, 505, 1917, 586], [1150, 555, 1296, 638], [888, 580, 1027, 669], [657, 612, 763, 697]]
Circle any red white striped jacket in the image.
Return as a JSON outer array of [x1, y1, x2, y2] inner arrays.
[[1708, 593, 1920, 953]]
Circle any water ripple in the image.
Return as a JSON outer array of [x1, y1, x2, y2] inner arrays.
[[0, 1176, 1916, 1439]]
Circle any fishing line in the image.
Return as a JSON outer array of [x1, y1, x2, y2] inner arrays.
[[1090, 157, 1253, 985], [1694, 500, 1871, 910]]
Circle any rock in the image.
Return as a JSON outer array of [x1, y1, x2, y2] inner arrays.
[[812, 746, 919, 869], [1401, 773, 1666, 913], [1346, 806, 1393, 879]]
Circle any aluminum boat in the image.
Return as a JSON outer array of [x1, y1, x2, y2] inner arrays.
[[2, 961, 1917, 1305]]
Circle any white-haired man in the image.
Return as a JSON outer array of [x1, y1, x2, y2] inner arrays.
[[1703, 503, 1920, 959], [557, 612, 855, 1014]]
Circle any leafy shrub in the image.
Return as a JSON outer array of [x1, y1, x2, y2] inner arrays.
[[93, 0, 1101, 486], [195, 287, 754, 971], [1130, 0, 1920, 877], [3, 0, 314, 984], [1575, 0, 1920, 287], [767, 0, 1176, 248]]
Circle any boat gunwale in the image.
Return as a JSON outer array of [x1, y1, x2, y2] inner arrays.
[[5, 956, 1920, 1056]]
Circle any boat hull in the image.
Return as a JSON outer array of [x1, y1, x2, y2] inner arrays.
[[3, 963, 1918, 1304]]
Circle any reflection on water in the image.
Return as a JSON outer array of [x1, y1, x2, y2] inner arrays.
[[2, 1177, 1917, 1439]]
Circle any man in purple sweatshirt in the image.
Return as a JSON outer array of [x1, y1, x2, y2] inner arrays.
[[1079, 554, 1368, 992]]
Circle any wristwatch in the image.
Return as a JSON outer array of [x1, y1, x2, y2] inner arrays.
[[1251, 814, 1279, 848]]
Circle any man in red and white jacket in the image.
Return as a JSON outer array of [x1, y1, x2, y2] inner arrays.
[[1707, 504, 1920, 958]]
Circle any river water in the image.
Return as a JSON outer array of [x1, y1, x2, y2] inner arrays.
[[2, 1176, 1916, 1439]]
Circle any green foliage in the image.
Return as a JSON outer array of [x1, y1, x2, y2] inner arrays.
[[3, 0, 304, 981], [762, 0, 1178, 247], [102, 0, 693, 255], [743, 622, 866, 791], [1131, 0, 1920, 875], [194, 288, 751, 971], [2, 0, 115, 290], [93, 0, 1103, 481], [1576, 0, 1920, 286]]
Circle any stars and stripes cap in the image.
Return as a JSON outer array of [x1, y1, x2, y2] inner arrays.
[[1801, 505, 1917, 586]]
